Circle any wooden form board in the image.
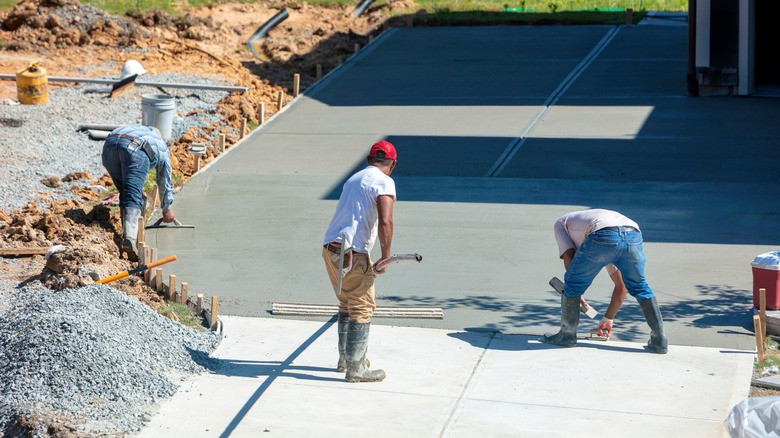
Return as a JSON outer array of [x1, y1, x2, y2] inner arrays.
[[0, 247, 49, 256], [271, 302, 444, 319]]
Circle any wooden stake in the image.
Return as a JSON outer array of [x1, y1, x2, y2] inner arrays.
[[316, 64, 322, 81], [137, 242, 146, 266], [211, 296, 219, 329], [241, 118, 247, 139], [277, 90, 284, 111], [219, 133, 226, 153], [136, 217, 144, 251], [168, 274, 176, 302], [147, 247, 157, 284], [354, 43, 360, 53], [760, 288, 767, 355], [258, 102, 265, 125], [755, 315, 765, 362], [196, 293, 204, 315], [625, 8, 633, 26], [143, 246, 151, 282], [194, 154, 201, 172], [181, 282, 188, 306], [293, 73, 300, 97], [155, 268, 163, 293]]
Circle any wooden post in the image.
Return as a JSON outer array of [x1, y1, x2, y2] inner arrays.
[[354, 43, 360, 53], [196, 293, 204, 315], [293, 73, 300, 97], [316, 64, 322, 81], [136, 217, 144, 251], [755, 315, 765, 362], [210, 296, 219, 329], [277, 90, 284, 111], [760, 288, 767, 356], [625, 8, 633, 26], [155, 268, 163, 293], [181, 282, 188, 306], [146, 184, 159, 221], [168, 274, 176, 302], [143, 246, 151, 281], [147, 247, 157, 284], [219, 133, 226, 153], [241, 118, 247, 139], [137, 241, 146, 264], [194, 153, 201, 172], [258, 102, 265, 125]]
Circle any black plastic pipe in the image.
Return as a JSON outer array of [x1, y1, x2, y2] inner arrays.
[[246, 9, 289, 61], [350, 0, 375, 18]]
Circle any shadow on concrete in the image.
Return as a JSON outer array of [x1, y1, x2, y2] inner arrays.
[[385, 283, 754, 341]]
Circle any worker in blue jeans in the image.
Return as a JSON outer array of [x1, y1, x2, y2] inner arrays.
[[543, 209, 668, 354], [102, 125, 175, 260]]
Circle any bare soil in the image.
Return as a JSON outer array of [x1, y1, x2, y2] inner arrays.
[[0, 0, 414, 307]]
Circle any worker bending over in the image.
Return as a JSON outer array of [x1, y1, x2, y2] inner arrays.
[[543, 208, 668, 354], [102, 124, 175, 260]]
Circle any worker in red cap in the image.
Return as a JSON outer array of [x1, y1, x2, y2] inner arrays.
[[322, 140, 397, 382]]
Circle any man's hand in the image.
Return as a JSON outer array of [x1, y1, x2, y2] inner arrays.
[[372, 259, 389, 277], [162, 209, 175, 223], [598, 317, 613, 337]]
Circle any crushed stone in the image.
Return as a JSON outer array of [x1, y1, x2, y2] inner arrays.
[[0, 282, 221, 436]]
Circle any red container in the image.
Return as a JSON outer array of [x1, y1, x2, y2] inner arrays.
[[752, 251, 780, 310]]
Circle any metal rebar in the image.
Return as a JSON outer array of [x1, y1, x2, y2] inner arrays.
[[0, 74, 248, 93]]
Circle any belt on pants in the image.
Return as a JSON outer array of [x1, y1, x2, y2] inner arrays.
[[599, 226, 639, 233], [108, 134, 155, 163], [324, 243, 341, 254]]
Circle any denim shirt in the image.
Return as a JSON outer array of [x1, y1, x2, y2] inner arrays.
[[110, 125, 174, 211]]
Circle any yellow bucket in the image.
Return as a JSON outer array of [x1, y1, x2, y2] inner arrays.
[[16, 61, 49, 105]]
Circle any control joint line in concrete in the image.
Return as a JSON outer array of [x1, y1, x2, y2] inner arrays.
[[484, 26, 621, 178], [438, 332, 496, 438], [218, 318, 336, 438]]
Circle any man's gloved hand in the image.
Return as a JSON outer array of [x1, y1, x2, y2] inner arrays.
[[598, 317, 613, 337]]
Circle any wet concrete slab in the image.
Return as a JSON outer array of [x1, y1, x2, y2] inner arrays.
[[148, 25, 779, 353]]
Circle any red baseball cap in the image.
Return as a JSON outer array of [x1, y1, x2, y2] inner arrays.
[[369, 141, 397, 160]]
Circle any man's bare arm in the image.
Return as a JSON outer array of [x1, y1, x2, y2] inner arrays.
[[375, 195, 394, 273]]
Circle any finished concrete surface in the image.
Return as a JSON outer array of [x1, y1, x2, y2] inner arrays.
[[147, 24, 780, 354], [139, 316, 753, 438]]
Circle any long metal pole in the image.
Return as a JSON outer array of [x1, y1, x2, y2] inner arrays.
[[0, 74, 248, 93]]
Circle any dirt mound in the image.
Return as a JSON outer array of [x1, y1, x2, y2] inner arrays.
[[0, 0, 146, 50]]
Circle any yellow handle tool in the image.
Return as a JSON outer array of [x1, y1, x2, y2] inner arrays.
[[95, 255, 178, 284]]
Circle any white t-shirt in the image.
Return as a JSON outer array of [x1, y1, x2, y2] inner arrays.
[[323, 166, 396, 254], [553, 209, 640, 275]]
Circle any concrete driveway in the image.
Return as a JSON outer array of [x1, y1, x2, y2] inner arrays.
[[148, 24, 780, 351]]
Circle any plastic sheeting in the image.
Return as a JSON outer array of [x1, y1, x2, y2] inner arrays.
[[724, 396, 780, 437]]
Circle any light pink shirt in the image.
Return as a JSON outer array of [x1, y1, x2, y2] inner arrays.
[[554, 209, 640, 274]]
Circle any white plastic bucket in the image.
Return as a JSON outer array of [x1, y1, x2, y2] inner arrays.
[[141, 94, 175, 140]]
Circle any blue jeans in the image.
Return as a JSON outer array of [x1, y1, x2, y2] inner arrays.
[[563, 227, 655, 302], [101, 137, 150, 210]]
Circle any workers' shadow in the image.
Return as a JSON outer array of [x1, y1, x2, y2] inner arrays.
[[194, 356, 343, 382], [447, 330, 649, 354]]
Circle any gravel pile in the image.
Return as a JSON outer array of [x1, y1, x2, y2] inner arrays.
[[0, 282, 221, 436], [0, 71, 232, 213]]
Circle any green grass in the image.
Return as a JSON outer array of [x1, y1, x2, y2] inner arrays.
[[0, 0, 686, 17], [159, 301, 207, 330]]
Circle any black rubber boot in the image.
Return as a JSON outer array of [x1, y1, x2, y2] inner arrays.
[[345, 321, 385, 383], [542, 295, 581, 347], [336, 312, 348, 372], [639, 297, 668, 354]]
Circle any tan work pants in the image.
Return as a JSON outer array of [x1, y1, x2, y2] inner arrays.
[[322, 247, 376, 323]]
